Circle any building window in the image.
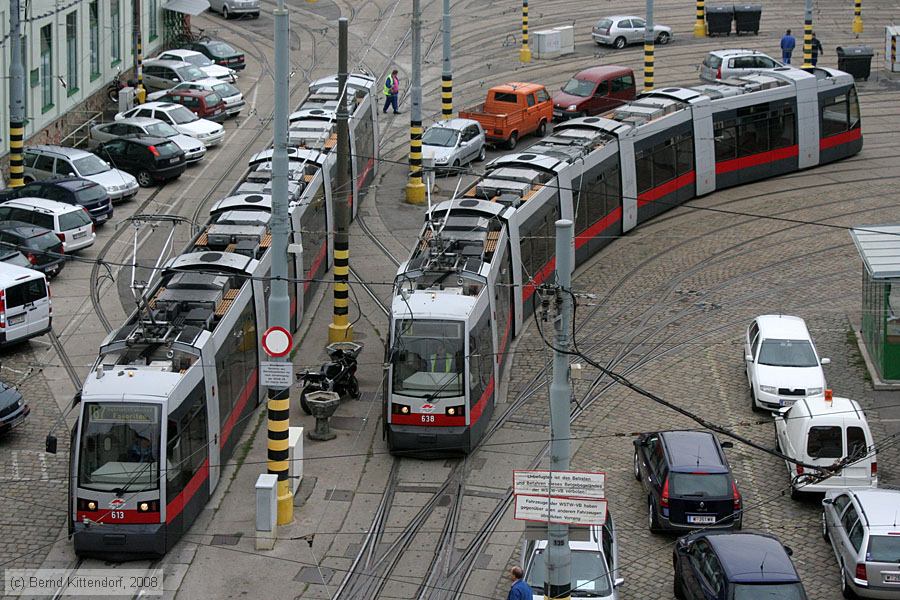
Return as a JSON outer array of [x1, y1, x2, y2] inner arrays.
[[149, 0, 158, 40], [110, 0, 121, 64], [40, 24, 53, 111], [66, 12, 78, 95], [89, 1, 100, 80]]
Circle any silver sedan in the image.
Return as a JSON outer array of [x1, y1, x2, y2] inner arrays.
[[90, 117, 207, 164], [422, 118, 486, 175], [592, 15, 673, 49]]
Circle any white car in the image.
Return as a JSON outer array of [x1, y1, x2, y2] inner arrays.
[[90, 117, 207, 164], [156, 49, 236, 83], [0, 198, 95, 252], [700, 49, 784, 83], [422, 118, 486, 175], [116, 102, 225, 147], [744, 315, 829, 412], [147, 77, 245, 117]]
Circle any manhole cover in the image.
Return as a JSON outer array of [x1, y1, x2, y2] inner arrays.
[[210, 533, 243, 546]]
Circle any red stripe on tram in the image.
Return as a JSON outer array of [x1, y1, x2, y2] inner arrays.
[[637, 171, 696, 206], [820, 127, 861, 151], [574, 206, 622, 250], [715, 145, 799, 175], [470, 376, 495, 423], [523, 257, 557, 302], [166, 458, 210, 524], [77, 509, 161, 525]]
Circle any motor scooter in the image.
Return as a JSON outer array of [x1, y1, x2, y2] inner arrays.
[[298, 342, 363, 415]]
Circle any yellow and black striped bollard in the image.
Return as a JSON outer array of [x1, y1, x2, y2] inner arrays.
[[328, 237, 352, 341], [694, 0, 706, 37], [644, 42, 655, 91], [405, 121, 426, 204], [8, 120, 25, 188], [852, 0, 863, 34], [520, 0, 530, 63], [441, 74, 452, 120], [267, 388, 292, 524], [802, 19, 814, 71]]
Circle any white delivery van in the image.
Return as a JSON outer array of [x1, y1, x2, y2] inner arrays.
[[0, 263, 52, 346], [775, 391, 877, 499]]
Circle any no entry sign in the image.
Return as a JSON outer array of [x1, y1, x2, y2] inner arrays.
[[261, 326, 293, 358]]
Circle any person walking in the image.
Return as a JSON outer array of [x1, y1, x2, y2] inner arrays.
[[780, 29, 796, 65], [506, 566, 531, 600], [383, 69, 401, 114], [811, 32, 824, 66]]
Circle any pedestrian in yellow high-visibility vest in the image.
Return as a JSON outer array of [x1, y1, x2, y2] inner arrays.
[[383, 69, 401, 114]]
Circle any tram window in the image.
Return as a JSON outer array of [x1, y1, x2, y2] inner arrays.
[[676, 135, 694, 176], [215, 297, 257, 429], [770, 110, 795, 149], [392, 319, 464, 398], [714, 121, 737, 162], [635, 150, 653, 194], [573, 175, 589, 234], [652, 142, 677, 185], [848, 88, 860, 129], [166, 386, 208, 503], [738, 119, 768, 156], [821, 94, 849, 137]]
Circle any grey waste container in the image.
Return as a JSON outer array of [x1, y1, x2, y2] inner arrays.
[[706, 5, 734, 36], [734, 4, 762, 35], [837, 45, 874, 80]]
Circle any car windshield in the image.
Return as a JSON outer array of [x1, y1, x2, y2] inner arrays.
[[391, 319, 464, 398], [422, 128, 459, 148], [184, 54, 213, 67], [562, 78, 596, 97], [170, 106, 199, 124], [77, 402, 161, 492], [757, 339, 818, 367], [670, 472, 730, 497], [732, 582, 807, 599], [208, 42, 236, 57], [73, 184, 107, 203], [145, 122, 179, 138], [868, 536, 900, 562], [72, 155, 110, 176], [527, 549, 612, 597], [213, 82, 239, 97], [176, 65, 206, 81]]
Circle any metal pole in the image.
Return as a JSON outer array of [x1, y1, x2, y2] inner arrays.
[[694, 0, 706, 38], [644, 0, 655, 91], [135, 0, 145, 103], [519, 0, 531, 63], [8, 0, 25, 188], [441, 0, 452, 120], [329, 18, 353, 343], [405, 0, 425, 204], [545, 219, 573, 600], [267, 0, 293, 526], [852, 0, 863, 35], [802, 0, 813, 72]]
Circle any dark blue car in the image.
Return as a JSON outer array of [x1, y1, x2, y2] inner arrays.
[[0, 177, 113, 225], [673, 531, 808, 599]]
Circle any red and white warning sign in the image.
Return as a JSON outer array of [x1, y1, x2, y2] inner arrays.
[[261, 326, 293, 358]]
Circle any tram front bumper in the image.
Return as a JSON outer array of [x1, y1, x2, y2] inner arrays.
[[387, 423, 471, 455], [73, 521, 166, 559]]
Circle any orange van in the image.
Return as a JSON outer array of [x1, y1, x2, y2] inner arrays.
[[458, 82, 553, 150]]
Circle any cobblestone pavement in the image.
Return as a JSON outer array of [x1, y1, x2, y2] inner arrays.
[[0, 344, 69, 595]]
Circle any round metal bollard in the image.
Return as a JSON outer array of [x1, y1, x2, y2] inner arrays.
[[305, 390, 341, 441]]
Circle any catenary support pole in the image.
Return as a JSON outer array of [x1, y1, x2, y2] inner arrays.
[[405, 0, 426, 204], [852, 0, 863, 35], [441, 0, 452, 119], [802, 0, 813, 72], [8, 0, 25, 188], [329, 18, 354, 343], [694, 0, 706, 37], [267, 0, 293, 526], [545, 219, 573, 600], [520, 0, 531, 63], [644, 0, 655, 91], [135, 0, 145, 103]]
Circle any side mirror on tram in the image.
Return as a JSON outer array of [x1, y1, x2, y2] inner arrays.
[[72, 391, 82, 407], [46, 434, 58, 454]]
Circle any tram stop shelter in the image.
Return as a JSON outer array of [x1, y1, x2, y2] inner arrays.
[[850, 224, 900, 387]]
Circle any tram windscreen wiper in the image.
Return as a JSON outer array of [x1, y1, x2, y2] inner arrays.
[[113, 460, 154, 498]]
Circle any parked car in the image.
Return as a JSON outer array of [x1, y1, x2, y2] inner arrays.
[[0, 178, 113, 225], [634, 430, 742, 533], [592, 16, 673, 49], [744, 315, 829, 413], [97, 136, 186, 187], [207, 0, 259, 20], [422, 119, 486, 175], [458, 82, 553, 150], [0, 249, 32, 269], [21, 145, 138, 202], [147, 78, 244, 117], [140, 59, 207, 91], [822, 488, 900, 599], [151, 89, 228, 122], [0, 222, 65, 277], [775, 392, 877, 498], [0, 377, 28, 435], [156, 49, 237, 82], [0, 262, 52, 350], [552, 66, 636, 121], [700, 49, 783, 83], [90, 117, 206, 165], [524, 516, 622, 599], [185, 39, 246, 71], [0, 198, 95, 252], [673, 531, 808, 599], [116, 102, 225, 147]]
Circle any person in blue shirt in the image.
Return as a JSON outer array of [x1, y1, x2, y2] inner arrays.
[[780, 29, 796, 64], [506, 566, 532, 600]]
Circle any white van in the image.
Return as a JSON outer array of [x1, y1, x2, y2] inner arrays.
[[0, 263, 52, 346], [775, 392, 877, 499]]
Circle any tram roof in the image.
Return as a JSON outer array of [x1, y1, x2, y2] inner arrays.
[[390, 289, 475, 321], [81, 369, 183, 400], [211, 193, 273, 214], [166, 251, 257, 275]]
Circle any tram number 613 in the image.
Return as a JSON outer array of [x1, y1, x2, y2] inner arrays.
[[110, 511, 125, 520], [421, 415, 435, 423]]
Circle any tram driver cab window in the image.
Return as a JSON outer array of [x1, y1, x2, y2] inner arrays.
[[391, 320, 464, 399]]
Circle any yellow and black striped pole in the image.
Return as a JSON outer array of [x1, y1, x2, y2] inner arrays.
[[406, 0, 426, 204], [406, 121, 426, 204], [520, 0, 531, 63], [441, 0, 452, 120], [852, 0, 863, 34], [135, 0, 146, 104], [644, 0, 655, 92], [694, 0, 706, 37], [8, 0, 25, 188], [8, 122, 25, 188], [892, 35, 897, 70], [802, 0, 814, 72]]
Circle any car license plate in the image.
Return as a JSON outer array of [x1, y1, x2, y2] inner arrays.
[[779, 399, 795, 407], [553, 110, 563, 117], [171, 157, 180, 164], [96, 213, 109, 222], [885, 574, 900, 583], [687, 514, 717, 525], [8, 314, 25, 326], [74, 231, 87, 239]]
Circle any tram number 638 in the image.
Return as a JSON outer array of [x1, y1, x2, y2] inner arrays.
[[421, 415, 435, 423]]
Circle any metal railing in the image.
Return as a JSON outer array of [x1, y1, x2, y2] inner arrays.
[[59, 111, 103, 149]]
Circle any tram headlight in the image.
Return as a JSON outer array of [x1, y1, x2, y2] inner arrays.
[[137, 501, 159, 513], [445, 404, 466, 417], [77, 498, 98, 511], [391, 403, 410, 415]]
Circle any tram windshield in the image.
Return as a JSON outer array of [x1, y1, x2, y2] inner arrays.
[[391, 319, 464, 399], [78, 403, 161, 492]]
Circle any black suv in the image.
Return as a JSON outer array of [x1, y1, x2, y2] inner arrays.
[[96, 136, 186, 187], [0, 222, 65, 277], [0, 177, 113, 225], [186, 40, 246, 70], [633, 430, 742, 533]]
